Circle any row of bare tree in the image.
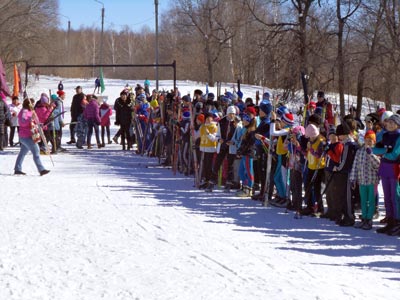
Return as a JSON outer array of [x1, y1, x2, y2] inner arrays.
[[1, 0, 399, 115]]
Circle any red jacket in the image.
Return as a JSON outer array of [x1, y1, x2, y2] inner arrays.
[[99, 103, 112, 127]]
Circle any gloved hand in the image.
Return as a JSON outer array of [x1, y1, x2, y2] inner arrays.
[[139, 115, 148, 122]]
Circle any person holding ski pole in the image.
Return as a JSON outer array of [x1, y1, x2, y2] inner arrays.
[[322, 126, 343, 222], [14, 98, 50, 176], [301, 123, 326, 216], [332, 121, 360, 226], [252, 95, 273, 201]]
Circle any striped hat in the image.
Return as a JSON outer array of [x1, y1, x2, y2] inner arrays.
[[281, 113, 295, 126]]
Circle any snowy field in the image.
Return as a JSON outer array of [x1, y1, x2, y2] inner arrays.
[[0, 77, 399, 299]]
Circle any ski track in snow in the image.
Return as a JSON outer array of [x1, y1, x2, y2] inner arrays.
[[0, 76, 399, 300]]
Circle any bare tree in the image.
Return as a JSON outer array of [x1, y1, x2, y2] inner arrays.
[[173, 0, 239, 86], [351, 1, 384, 117], [378, 0, 400, 110], [245, 0, 317, 96], [336, 0, 361, 116], [0, 0, 58, 71]]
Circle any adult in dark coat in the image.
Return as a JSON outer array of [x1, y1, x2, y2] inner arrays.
[[67, 86, 85, 144], [114, 91, 134, 150], [0, 97, 8, 150]]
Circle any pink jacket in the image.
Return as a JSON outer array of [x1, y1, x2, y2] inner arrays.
[[83, 99, 101, 124], [18, 109, 34, 138], [35, 102, 52, 130]]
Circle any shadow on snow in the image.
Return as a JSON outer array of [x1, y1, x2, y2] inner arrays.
[[71, 148, 400, 279]]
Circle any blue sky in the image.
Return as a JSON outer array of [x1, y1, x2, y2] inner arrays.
[[58, 0, 170, 32]]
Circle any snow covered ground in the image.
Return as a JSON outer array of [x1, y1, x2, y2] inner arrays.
[[0, 77, 399, 300]]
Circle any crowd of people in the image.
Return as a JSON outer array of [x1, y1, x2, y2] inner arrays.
[[1, 81, 400, 236], [120, 87, 400, 237]]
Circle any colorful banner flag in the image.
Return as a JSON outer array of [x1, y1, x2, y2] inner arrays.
[[100, 67, 105, 93], [13, 63, 20, 97]]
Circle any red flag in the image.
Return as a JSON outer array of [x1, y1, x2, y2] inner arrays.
[[13, 63, 20, 97]]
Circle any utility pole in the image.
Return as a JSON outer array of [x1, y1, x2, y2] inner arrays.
[[95, 0, 105, 74], [155, 0, 159, 91]]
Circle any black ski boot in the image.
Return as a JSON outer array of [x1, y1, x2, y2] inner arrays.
[[205, 183, 214, 192]]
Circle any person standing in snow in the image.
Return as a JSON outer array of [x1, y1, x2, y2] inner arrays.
[[316, 90, 334, 127], [114, 90, 134, 150], [58, 80, 64, 91], [8, 96, 21, 147], [144, 78, 150, 96], [301, 123, 326, 216], [323, 127, 344, 222], [54, 90, 66, 152], [14, 98, 50, 176], [373, 113, 400, 236], [83, 95, 102, 149], [94, 77, 101, 94], [236, 107, 257, 197], [35, 93, 55, 153], [199, 112, 218, 191], [349, 130, 380, 230], [0, 95, 9, 150], [68, 86, 85, 144], [209, 105, 237, 190], [99, 98, 112, 147], [252, 95, 272, 201], [332, 122, 359, 226]]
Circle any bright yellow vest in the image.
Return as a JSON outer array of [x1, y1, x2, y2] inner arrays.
[[200, 122, 218, 152], [307, 136, 326, 170]]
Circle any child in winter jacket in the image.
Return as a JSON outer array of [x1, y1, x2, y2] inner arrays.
[[333, 122, 359, 226], [199, 112, 218, 191], [269, 110, 295, 207], [324, 127, 344, 221], [349, 130, 380, 230], [34, 94, 54, 153], [236, 108, 257, 197], [99, 99, 112, 146], [302, 124, 326, 216], [285, 125, 306, 218], [179, 109, 191, 175]]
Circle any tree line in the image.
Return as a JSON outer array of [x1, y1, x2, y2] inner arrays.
[[1, 0, 399, 115]]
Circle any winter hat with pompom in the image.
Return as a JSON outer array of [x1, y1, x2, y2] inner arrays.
[[364, 130, 376, 143], [281, 113, 295, 126]]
